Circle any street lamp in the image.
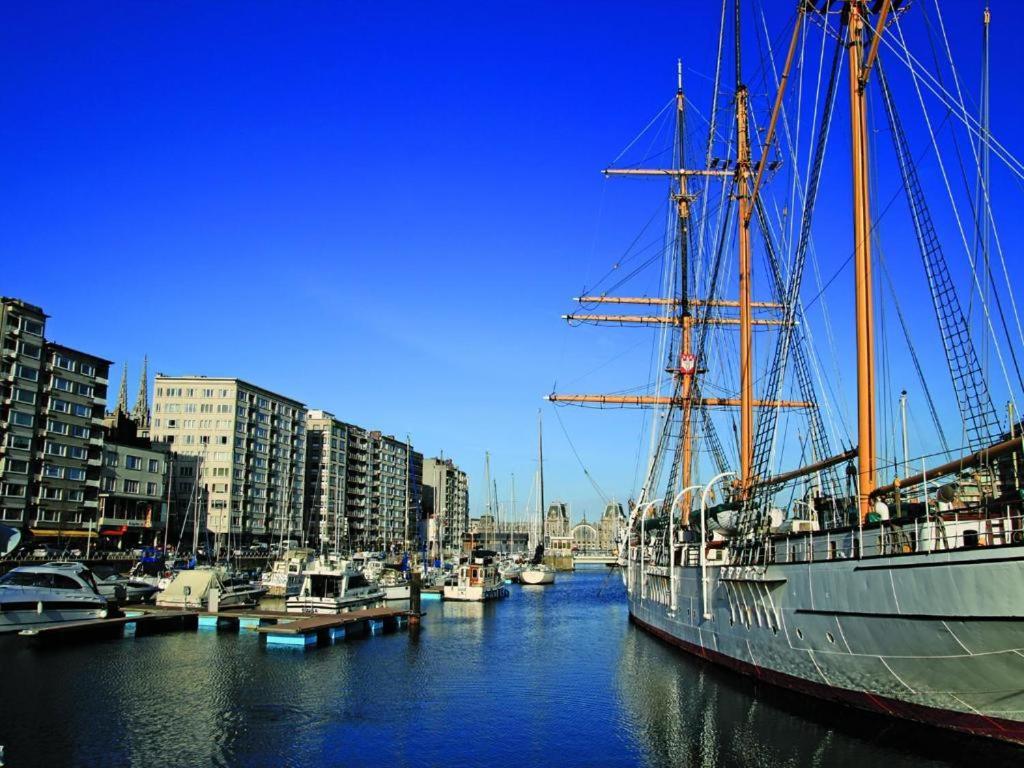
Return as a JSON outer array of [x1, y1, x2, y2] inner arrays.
[[699, 471, 735, 620], [669, 485, 702, 613]]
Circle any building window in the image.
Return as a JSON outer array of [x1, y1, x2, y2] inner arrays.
[[71, 425, 90, 439], [52, 377, 73, 392], [73, 403, 92, 418], [7, 434, 31, 450], [43, 464, 63, 479], [67, 489, 84, 502], [167, 419, 177, 429], [50, 398, 71, 413], [75, 382, 94, 398], [5, 459, 28, 474], [105, 452, 118, 467], [16, 364, 38, 381], [146, 482, 158, 495], [11, 411, 34, 428], [125, 456, 142, 470], [20, 342, 41, 359], [14, 388, 36, 405], [54, 353, 75, 371], [148, 458, 159, 473], [22, 318, 43, 336], [42, 487, 63, 500], [46, 442, 66, 457], [123, 479, 140, 494], [101, 477, 115, 491], [66, 467, 86, 481]]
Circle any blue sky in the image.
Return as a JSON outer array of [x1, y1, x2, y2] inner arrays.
[[3, 2, 1023, 523]]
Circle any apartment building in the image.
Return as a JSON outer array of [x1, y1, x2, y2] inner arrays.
[[151, 376, 306, 545], [422, 457, 469, 554], [99, 413, 169, 544], [0, 298, 111, 534], [303, 410, 348, 551], [368, 432, 423, 553]]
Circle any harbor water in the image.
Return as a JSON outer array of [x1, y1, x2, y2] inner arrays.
[[1, 569, 1021, 767]]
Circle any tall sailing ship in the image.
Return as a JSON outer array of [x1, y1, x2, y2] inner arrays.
[[550, 1, 1024, 745]]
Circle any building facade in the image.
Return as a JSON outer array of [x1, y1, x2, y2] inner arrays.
[[0, 298, 111, 537], [304, 410, 349, 551], [99, 414, 169, 545], [422, 457, 469, 555], [151, 376, 306, 546]]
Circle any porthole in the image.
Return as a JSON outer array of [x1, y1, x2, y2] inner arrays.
[[796, 628, 803, 639], [826, 632, 835, 644]]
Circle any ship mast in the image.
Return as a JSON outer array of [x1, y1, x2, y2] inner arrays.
[[676, 58, 696, 510], [849, 0, 892, 519]]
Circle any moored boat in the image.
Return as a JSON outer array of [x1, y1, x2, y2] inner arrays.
[[285, 556, 385, 614], [0, 562, 109, 633], [443, 551, 508, 602]]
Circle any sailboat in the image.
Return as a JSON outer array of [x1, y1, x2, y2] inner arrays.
[[550, 2, 1024, 745], [521, 411, 556, 586]]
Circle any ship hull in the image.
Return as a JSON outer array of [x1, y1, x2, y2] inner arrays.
[[627, 544, 1024, 745]]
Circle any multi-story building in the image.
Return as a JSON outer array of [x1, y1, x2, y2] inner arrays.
[[422, 457, 469, 555], [342, 422, 371, 546], [34, 343, 110, 534], [368, 431, 422, 553], [304, 410, 348, 551], [151, 376, 306, 546], [0, 298, 48, 528], [99, 413, 169, 545]]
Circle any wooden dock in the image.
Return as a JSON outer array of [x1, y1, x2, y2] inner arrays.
[[256, 606, 409, 648], [19, 611, 198, 644]]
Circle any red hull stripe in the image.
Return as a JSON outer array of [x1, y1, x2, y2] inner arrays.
[[630, 613, 1024, 746]]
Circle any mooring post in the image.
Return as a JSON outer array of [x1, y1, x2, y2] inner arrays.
[[409, 571, 422, 625]]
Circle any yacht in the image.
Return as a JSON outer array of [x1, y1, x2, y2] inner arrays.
[[0, 562, 109, 633], [155, 567, 266, 610], [92, 567, 160, 604], [519, 544, 556, 585], [260, 547, 314, 597], [286, 557, 385, 614], [377, 567, 411, 601], [443, 551, 508, 602]]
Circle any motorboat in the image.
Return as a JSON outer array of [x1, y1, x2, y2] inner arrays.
[[443, 551, 508, 602], [497, 559, 522, 583], [155, 567, 266, 610], [0, 562, 109, 633], [377, 568, 411, 601], [286, 557, 385, 614], [91, 566, 160, 604], [260, 547, 314, 597]]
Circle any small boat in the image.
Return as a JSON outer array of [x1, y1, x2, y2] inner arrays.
[[443, 551, 508, 602], [92, 567, 161, 604], [260, 547, 314, 597], [378, 568, 411, 601], [0, 562, 109, 633], [497, 559, 522, 583], [519, 544, 556, 586], [155, 567, 266, 610], [286, 557, 385, 614]]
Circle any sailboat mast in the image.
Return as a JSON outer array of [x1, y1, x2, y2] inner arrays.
[[849, 0, 880, 519], [538, 410, 546, 542], [735, 0, 755, 489], [676, 59, 696, 509]]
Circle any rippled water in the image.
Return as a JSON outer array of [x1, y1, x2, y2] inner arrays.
[[1, 569, 1021, 767]]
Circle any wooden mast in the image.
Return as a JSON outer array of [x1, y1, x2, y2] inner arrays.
[[676, 59, 696, 513], [849, 0, 885, 519], [736, 83, 754, 490]]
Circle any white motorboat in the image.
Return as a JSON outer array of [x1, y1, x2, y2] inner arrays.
[[260, 547, 314, 597], [156, 567, 266, 610], [286, 557, 385, 614], [497, 559, 522, 583], [443, 552, 508, 602], [377, 568, 411, 601], [94, 571, 160, 604], [0, 562, 109, 633]]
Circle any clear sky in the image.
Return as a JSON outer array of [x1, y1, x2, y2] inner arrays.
[[3, 2, 1023, 523]]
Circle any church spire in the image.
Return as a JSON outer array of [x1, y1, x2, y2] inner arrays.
[[131, 355, 150, 428], [115, 363, 129, 415]]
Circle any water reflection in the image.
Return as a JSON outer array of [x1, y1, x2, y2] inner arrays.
[[617, 618, 1024, 768]]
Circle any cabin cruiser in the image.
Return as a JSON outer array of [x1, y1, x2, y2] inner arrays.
[[286, 557, 385, 614], [351, 551, 385, 582], [0, 562, 109, 633], [260, 547, 314, 597], [91, 566, 160, 604], [377, 567, 411, 600], [443, 551, 508, 602], [156, 567, 266, 610]]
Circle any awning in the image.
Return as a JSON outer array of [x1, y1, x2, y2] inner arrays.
[[29, 528, 97, 539], [100, 526, 128, 536]]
